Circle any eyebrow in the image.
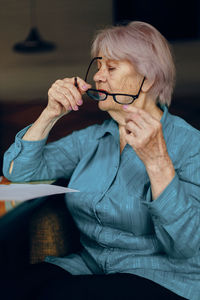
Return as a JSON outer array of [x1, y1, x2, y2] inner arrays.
[[98, 57, 119, 66]]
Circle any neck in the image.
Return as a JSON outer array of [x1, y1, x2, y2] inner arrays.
[[108, 96, 164, 153]]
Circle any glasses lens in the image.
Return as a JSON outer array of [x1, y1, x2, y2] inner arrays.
[[87, 89, 107, 101], [115, 95, 134, 104]]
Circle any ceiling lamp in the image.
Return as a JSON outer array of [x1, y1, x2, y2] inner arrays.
[[13, 0, 56, 53]]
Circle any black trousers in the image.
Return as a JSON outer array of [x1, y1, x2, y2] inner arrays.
[[1, 262, 186, 300]]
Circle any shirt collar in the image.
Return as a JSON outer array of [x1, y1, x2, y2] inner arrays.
[[96, 118, 119, 141]]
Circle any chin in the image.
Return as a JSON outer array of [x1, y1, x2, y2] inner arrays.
[[98, 99, 123, 114]]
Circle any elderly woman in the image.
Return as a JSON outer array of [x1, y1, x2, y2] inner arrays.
[[3, 21, 200, 300]]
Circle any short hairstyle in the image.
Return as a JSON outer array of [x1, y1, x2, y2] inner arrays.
[[91, 21, 176, 107]]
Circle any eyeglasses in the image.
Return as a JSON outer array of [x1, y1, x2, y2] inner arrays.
[[83, 56, 145, 105]]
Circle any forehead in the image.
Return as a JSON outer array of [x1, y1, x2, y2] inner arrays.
[[97, 51, 118, 60]]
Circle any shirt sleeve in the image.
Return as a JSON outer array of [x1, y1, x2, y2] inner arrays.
[[143, 148, 200, 259], [3, 125, 80, 182]]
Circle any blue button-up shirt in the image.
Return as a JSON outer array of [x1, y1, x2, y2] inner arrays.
[[3, 106, 200, 299]]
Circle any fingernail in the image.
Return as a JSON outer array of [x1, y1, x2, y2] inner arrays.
[[74, 105, 79, 111], [68, 106, 72, 111], [82, 85, 88, 90], [78, 99, 83, 105]]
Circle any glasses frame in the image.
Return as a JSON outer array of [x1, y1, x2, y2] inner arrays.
[[84, 56, 145, 105]]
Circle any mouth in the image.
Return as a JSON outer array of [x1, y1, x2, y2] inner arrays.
[[98, 89, 109, 93]]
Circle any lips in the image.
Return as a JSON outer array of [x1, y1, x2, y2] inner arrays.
[[98, 89, 109, 93]]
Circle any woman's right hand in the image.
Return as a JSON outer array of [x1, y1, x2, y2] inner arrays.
[[45, 77, 91, 120], [22, 77, 91, 142]]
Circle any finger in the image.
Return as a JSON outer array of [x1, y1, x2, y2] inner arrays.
[[54, 85, 78, 111], [54, 82, 79, 111], [124, 130, 137, 147], [49, 91, 72, 113], [50, 96, 71, 114], [57, 79, 89, 108], [125, 121, 141, 137], [57, 79, 81, 98], [123, 105, 154, 125], [124, 106, 163, 136], [64, 82, 84, 106], [125, 127, 147, 151], [63, 77, 91, 94], [75, 76, 92, 92], [125, 112, 148, 130]]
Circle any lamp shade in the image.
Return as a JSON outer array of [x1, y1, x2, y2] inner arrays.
[[13, 27, 56, 53]]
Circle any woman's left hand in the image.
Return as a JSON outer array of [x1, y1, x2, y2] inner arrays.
[[123, 105, 168, 168], [123, 105, 175, 199]]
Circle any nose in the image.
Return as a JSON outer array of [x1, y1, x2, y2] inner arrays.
[[94, 68, 107, 82]]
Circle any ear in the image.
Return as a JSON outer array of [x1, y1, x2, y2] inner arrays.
[[142, 77, 155, 93]]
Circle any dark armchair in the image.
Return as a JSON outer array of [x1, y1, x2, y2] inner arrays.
[[0, 179, 81, 272]]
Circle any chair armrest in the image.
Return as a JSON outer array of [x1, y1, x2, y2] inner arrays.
[[29, 194, 81, 264]]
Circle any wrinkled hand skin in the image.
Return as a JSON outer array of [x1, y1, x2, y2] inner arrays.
[[123, 106, 175, 200]]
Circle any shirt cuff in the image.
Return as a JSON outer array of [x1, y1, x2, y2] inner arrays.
[[12, 125, 48, 160]]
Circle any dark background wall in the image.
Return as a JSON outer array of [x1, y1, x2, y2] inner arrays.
[[0, 0, 200, 174], [0, 0, 199, 101], [0, 0, 112, 101], [113, 0, 200, 40]]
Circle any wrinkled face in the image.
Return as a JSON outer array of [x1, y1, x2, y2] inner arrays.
[[93, 54, 143, 112]]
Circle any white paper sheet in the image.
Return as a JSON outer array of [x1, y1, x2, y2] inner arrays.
[[0, 184, 79, 201]]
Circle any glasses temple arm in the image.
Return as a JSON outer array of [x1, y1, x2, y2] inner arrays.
[[137, 77, 146, 97], [84, 56, 102, 82]]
